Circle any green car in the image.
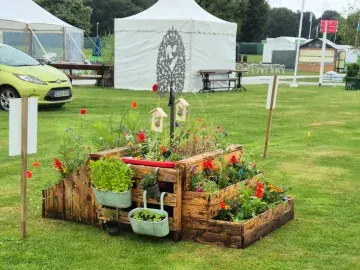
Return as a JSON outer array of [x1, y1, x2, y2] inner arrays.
[[0, 44, 72, 111]]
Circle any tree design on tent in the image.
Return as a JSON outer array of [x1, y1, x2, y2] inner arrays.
[[156, 27, 186, 97]]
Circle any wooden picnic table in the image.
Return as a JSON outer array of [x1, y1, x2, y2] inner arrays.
[[199, 69, 248, 93], [49, 63, 113, 88]]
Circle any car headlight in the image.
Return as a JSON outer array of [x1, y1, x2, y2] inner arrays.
[[13, 74, 47, 85]]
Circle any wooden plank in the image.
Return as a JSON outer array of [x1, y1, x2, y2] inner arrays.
[[132, 166, 178, 183], [64, 178, 73, 220], [131, 189, 177, 207], [89, 147, 128, 159], [173, 170, 182, 241], [182, 217, 242, 236]]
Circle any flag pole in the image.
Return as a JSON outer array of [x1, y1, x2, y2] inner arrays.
[[290, 0, 305, 88], [319, 20, 328, 87], [308, 12, 313, 40]]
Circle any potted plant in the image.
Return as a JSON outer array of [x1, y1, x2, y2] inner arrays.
[[129, 191, 169, 237], [103, 209, 120, 236], [89, 155, 134, 208], [140, 168, 160, 198]]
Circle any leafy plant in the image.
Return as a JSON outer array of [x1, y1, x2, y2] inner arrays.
[[217, 181, 289, 222], [132, 209, 166, 222], [55, 128, 90, 178], [140, 169, 158, 189], [89, 156, 134, 192], [346, 63, 360, 78]]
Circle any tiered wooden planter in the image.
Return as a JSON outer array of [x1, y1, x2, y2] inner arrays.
[[42, 144, 294, 248], [182, 198, 294, 249]]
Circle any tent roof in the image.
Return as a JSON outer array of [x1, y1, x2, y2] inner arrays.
[[0, 0, 81, 31], [124, 0, 231, 23], [301, 38, 351, 50], [115, 0, 237, 35]]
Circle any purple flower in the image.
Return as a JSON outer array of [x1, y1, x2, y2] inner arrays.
[[195, 187, 203, 192], [175, 122, 180, 128]]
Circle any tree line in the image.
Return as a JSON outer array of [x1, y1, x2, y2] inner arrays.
[[35, 0, 359, 46]]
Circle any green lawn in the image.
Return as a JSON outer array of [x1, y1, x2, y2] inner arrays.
[[246, 54, 262, 63], [1, 85, 360, 269]]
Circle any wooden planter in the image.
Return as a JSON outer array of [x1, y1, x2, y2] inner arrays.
[[182, 198, 294, 249], [182, 174, 261, 220]]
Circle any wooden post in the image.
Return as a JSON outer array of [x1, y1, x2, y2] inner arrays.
[[24, 24, 29, 54], [20, 96, 29, 239], [63, 27, 66, 61], [263, 76, 277, 158], [169, 84, 175, 143]]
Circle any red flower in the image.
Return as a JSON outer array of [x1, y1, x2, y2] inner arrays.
[[152, 84, 158, 92], [203, 160, 214, 171], [53, 158, 63, 170], [219, 201, 226, 209], [80, 109, 87, 115], [32, 161, 40, 167], [26, 170, 32, 179], [160, 146, 167, 153], [131, 101, 138, 109], [252, 163, 257, 169], [256, 182, 264, 199], [230, 155, 238, 165], [136, 132, 146, 143]]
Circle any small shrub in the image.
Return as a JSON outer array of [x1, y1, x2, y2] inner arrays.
[[346, 63, 360, 78]]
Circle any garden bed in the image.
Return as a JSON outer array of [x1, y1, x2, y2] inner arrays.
[[182, 198, 294, 249]]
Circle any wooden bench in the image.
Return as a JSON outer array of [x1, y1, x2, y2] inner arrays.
[[49, 63, 113, 88], [199, 69, 238, 93]]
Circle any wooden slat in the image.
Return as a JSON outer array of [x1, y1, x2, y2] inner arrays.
[[173, 170, 182, 241], [89, 147, 128, 159], [132, 189, 177, 207], [182, 217, 242, 236]]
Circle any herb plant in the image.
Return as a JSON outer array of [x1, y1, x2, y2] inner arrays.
[[132, 209, 166, 222]]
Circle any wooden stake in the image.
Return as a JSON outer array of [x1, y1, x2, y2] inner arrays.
[[20, 96, 29, 239], [263, 76, 277, 158]]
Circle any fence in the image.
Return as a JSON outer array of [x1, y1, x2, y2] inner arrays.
[[238, 43, 263, 55]]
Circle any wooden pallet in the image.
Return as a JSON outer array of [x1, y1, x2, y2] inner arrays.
[[182, 174, 261, 220], [182, 197, 294, 249]]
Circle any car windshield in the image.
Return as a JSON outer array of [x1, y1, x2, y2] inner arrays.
[[0, 44, 40, 67]]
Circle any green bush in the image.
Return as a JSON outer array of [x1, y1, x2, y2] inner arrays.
[[346, 63, 360, 78], [89, 156, 133, 192]]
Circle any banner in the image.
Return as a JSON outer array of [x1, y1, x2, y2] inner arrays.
[[320, 20, 338, 34]]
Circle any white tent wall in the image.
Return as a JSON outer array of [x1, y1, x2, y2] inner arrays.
[[114, 0, 237, 92]]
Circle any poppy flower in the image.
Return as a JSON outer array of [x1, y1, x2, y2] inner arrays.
[[219, 201, 226, 209], [80, 109, 87, 115], [26, 170, 32, 179], [256, 182, 264, 199], [32, 161, 40, 167], [160, 146, 167, 154], [203, 160, 214, 171], [53, 158, 63, 169], [230, 155, 238, 165], [152, 84, 158, 92], [131, 101, 138, 109], [136, 132, 146, 143]]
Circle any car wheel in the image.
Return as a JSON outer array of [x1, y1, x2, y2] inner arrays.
[[0, 87, 19, 111]]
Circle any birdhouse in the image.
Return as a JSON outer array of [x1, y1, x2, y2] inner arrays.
[[175, 98, 190, 122], [150, 107, 168, 133]]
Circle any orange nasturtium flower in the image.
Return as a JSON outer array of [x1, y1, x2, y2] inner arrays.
[[32, 161, 40, 167]]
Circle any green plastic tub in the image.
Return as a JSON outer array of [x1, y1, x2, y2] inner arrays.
[[128, 192, 169, 237], [92, 187, 132, 208]]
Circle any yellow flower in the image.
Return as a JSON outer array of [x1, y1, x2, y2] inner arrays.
[[277, 188, 283, 193], [308, 132, 311, 138], [128, 142, 133, 146], [136, 156, 141, 160], [269, 184, 275, 192], [225, 205, 231, 210]]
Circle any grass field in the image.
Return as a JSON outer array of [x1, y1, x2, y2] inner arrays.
[[1, 85, 360, 269]]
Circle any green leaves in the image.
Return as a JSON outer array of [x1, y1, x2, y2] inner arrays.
[[89, 156, 134, 192], [132, 209, 166, 222]]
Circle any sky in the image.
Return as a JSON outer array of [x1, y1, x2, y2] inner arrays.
[[268, 0, 351, 17]]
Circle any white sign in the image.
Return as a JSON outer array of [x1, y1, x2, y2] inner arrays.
[[9, 98, 38, 156], [266, 77, 279, 109]]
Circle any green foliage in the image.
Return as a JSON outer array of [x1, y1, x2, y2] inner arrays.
[[346, 63, 360, 78], [217, 182, 288, 222], [89, 156, 134, 192], [132, 209, 166, 222], [140, 170, 157, 189], [57, 128, 89, 178], [267, 8, 299, 38], [338, 9, 360, 48], [101, 34, 115, 64], [36, 0, 92, 32]]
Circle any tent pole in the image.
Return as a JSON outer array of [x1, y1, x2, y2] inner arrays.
[[29, 28, 33, 56], [28, 26, 47, 57], [24, 24, 29, 54], [63, 26, 66, 61], [65, 28, 88, 62]]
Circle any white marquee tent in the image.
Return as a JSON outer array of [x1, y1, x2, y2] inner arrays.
[[114, 0, 237, 92], [0, 0, 85, 62]]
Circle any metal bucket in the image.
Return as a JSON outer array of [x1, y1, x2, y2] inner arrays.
[[128, 191, 169, 237], [92, 187, 132, 208]]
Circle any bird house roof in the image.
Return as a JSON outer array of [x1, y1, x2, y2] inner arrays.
[[175, 98, 190, 106], [149, 107, 168, 117]]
